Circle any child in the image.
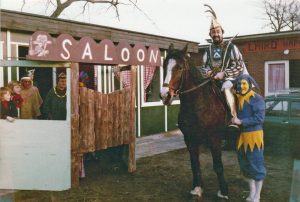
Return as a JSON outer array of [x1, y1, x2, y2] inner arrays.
[[8, 80, 23, 109], [0, 87, 18, 122]]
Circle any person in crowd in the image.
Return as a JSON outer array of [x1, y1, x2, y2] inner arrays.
[[8, 81, 23, 117], [44, 72, 67, 120], [231, 74, 266, 202], [20, 72, 43, 119], [0, 87, 17, 122]]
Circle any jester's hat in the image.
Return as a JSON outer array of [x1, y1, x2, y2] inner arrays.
[[79, 71, 90, 87], [234, 74, 261, 95], [204, 4, 223, 31]]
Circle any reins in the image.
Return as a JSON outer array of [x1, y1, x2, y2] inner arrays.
[[164, 55, 211, 96], [177, 58, 210, 95], [178, 79, 210, 94]]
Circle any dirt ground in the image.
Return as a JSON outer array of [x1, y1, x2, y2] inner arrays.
[[6, 145, 294, 202]]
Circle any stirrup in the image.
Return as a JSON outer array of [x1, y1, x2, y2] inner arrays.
[[217, 190, 229, 200], [228, 123, 239, 129]]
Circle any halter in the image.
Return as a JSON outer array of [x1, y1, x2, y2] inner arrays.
[[164, 57, 210, 95]]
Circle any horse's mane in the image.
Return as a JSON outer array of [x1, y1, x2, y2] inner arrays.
[[165, 49, 185, 61]]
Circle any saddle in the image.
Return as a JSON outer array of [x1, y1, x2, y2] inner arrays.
[[210, 81, 236, 129]]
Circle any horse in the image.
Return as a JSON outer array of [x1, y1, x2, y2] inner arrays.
[[160, 44, 229, 199]]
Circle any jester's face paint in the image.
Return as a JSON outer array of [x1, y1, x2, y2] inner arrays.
[[236, 79, 251, 95], [241, 79, 250, 95]]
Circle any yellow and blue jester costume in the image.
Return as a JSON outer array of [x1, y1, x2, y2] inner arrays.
[[233, 74, 266, 202]]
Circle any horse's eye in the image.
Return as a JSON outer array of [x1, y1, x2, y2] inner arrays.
[[177, 65, 183, 70]]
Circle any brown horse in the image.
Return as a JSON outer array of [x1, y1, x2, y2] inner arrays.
[[160, 44, 229, 199]]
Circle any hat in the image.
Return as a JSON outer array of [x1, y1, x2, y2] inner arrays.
[[58, 72, 66, 79], [21, 69, 35, 80], [79, 71, 90, 87], [234, 74, 260, 95], [204, 4, 223, 31]]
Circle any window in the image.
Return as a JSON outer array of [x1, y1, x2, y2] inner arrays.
[[289, 60, 300, 88], [140, 65, 163, 106], [145, 67, 160, 102], [291, 102, 300, 118], [266, 100, 288, 116]]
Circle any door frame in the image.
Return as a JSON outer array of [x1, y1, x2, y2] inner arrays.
[[264, 60, 289, 96]]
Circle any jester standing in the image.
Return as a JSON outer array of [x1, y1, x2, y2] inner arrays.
[[231, 74, 266, 202], [201, 4, 249, 128]]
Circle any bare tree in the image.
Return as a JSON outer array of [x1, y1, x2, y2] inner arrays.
[[284, 0, 300, 30], [21, 0, 140, 19], [262, 0, 300, 32]]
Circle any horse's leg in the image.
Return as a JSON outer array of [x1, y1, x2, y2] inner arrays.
[[187, 143, 203, 197], [209, 134, 229, 199]]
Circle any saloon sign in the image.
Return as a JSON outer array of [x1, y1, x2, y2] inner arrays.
[[26, 31, 161, 66]]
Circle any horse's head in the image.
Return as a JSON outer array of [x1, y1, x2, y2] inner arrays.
[[160, 44, 190, 105]]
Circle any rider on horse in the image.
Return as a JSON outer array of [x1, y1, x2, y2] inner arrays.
[[201, 4, 249, 128]]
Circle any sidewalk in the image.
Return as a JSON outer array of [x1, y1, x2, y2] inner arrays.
[[136, 129, 185, 160], [0, 190, 15, 201]]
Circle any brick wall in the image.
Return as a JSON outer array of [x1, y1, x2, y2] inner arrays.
[[199, 33, 300, 96]]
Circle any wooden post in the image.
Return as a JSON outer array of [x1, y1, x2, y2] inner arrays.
[[71, 63, 80, 187], [128, 65, 137, 172]]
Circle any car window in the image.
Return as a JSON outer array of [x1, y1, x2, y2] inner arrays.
[[291, 102, 300, 117], [266, 100, 289, 116]]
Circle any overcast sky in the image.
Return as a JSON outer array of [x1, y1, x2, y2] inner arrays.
[[0, 0, 272, 44]]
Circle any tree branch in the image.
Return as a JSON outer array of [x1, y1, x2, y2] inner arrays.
[[21, 0, 26, 11], [262, 0, 300, 32]]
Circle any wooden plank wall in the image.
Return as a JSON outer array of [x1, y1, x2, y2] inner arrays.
[[79, 87, 95, 153]]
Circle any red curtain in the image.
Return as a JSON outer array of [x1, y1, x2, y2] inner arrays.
[[114, 66, 156, 101], [114, 67, 131, 88], [143, 66, 156, 101]]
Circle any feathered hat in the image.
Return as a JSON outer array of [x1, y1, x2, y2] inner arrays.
[[21, 69, 35, 80], [204, 4, 223, 31]]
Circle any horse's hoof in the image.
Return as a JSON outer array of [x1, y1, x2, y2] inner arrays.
[[245, 196, 255, 202], [190, 186, 203, 197], [217, 190, 229, 200]]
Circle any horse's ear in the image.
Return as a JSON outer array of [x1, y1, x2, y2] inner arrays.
[[168, 43, 174, 51], [182, 43, 189, 54]]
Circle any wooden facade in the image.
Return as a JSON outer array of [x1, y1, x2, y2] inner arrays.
[[0, 9, 199, 53], [0, 9, 201, 137], [0, 9, 201, 189]]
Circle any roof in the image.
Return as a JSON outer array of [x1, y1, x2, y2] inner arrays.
[[199, 30, 300, 48], [0, 9, 200, 53], [265, 91, 300, 100]]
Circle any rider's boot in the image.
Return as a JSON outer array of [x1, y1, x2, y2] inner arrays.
[[224, 88, 239, 129]]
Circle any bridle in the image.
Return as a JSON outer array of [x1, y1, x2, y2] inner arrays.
[[164, 57, 210, 95]]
